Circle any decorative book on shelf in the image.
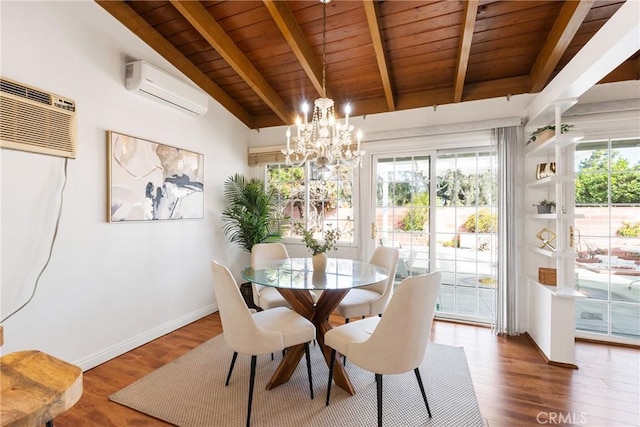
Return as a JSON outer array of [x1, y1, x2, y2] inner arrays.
[[538, 267, 557, 285]]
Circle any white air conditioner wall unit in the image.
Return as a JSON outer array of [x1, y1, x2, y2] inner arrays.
[[125, 60, 208, 117]]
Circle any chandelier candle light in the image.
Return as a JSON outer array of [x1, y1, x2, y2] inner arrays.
[[282, 0, 364, 171]]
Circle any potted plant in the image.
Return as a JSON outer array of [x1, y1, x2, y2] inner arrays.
[[295, 223, 340, 271], [533, 199, 556, 214], [222, 173, 288, 252], [527, 124, 574, 145], [222, 174, 288, 306]]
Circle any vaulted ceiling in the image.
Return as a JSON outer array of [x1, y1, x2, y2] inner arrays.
[[97, 0, 638, 129]]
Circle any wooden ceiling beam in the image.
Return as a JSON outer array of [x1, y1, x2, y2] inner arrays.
[[363, 0, 395, 111], [263, 0, 324, 98], [95, 0, 252, 127], [453, 0, 479, 103], [529, 0, 594, 93], [170, 0, 293, 124]]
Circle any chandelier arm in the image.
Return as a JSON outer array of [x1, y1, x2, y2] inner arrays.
[[288, 152, 311, 168]]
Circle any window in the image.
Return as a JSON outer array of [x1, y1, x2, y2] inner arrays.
[[574, 138, 640, 340], [266, 162, 355, 243]]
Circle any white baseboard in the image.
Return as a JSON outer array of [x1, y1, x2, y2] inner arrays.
[[74, 303, 218, 371]]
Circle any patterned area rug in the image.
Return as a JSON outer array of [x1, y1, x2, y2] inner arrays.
[[110, 334, 483, 426]]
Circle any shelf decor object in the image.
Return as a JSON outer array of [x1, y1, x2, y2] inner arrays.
[[536, 227, 557, 250], [530, 128, 555, 145], [536, 162, 556, 180], [534, 200, 556, 214], [526, 124, 574, 145], [538, 267, 557, 285]]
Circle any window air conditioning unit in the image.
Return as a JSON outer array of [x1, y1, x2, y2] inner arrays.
[[0, 77, 77, 158], [125, 60, 208, 117]]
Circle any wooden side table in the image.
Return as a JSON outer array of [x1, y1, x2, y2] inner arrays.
[[1, 350, 82, 427]]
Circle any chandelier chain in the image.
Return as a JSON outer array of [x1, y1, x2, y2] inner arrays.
[[322, 1, 327, 98]]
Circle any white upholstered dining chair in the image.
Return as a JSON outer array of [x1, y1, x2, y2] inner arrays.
[[250, 242, 291, 310], [211, 260, 316, 427], [251, 242, 320, 310], [325, 271, 441, 427], [334, 246, 400, 322]]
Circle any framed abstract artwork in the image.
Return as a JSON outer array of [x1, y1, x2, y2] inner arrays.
[[107, 131, 204, 222]]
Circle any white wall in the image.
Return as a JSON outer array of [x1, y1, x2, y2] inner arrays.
[[0, 1, 250, 369]]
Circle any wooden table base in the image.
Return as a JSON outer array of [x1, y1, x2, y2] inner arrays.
[[266, 288, 355, 395]]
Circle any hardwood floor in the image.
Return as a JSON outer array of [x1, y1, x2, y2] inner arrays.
[[54, 313, 639, 426]]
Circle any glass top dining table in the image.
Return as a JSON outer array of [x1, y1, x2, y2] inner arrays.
[[241, 257, 389, 396], [241, 257, 388, 290]]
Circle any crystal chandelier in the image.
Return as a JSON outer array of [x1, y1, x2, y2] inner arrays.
[[281, 0, 364, 172]]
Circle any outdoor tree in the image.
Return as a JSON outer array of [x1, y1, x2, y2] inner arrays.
[[436, 169, 495, 206], [376, 169, 429, 207], [267, 164, 353, 233], [376, 170, 430, 231], [399, 191, 430, 231], [575, 149, 640, 204]]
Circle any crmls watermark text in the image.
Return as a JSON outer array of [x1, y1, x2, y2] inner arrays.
[[537, 412, 588, 425]]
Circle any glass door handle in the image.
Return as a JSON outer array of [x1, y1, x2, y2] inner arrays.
[[371, 223, 377, 239]]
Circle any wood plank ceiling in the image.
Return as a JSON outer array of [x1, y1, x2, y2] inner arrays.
[[97, 0, 638, 130]]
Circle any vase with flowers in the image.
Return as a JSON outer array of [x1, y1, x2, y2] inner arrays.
[[296, 224, 340, 272]]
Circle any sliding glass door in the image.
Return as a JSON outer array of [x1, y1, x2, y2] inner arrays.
[[372, 148, 497, 323], [374, 155, 431, 280], [434, 151, 497, 322]]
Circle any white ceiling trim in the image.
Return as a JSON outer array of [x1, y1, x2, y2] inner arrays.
[[526, 0, 640, 128], [364, 117, 522, 143]]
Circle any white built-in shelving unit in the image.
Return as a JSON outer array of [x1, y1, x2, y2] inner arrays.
[[524, 99, 586, 368]]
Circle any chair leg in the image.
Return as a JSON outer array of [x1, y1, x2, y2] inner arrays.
[[225, 352, 238, 386], [326, 349, 336, 406], [304, 342, 314, 399], [414, 368, 432, 418], [376, 373, 383, 427], [246, 355, 257, 427], [341, 320, 349, 365]]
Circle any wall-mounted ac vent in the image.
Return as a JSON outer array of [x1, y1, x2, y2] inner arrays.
[[125, 60, 208, 117], [0, 77, 77, 158]]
